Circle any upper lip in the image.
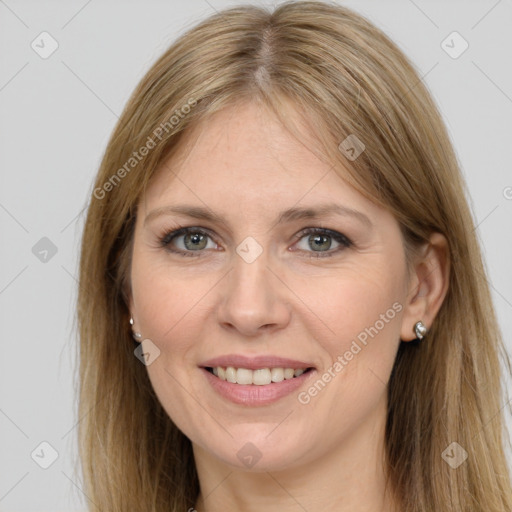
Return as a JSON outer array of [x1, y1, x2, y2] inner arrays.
[[200, 354, 315, 370]]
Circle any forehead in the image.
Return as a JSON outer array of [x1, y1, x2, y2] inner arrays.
[[140, 101, 381, 221]]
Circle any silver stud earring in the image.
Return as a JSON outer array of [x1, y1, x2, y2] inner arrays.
[[413, 320, 427, 341], [129, 316, 142, 341]]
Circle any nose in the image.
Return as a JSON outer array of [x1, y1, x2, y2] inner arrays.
[[216, 249, 292, 337]]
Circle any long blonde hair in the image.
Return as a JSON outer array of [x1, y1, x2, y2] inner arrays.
[[76, 2, 512, 510]]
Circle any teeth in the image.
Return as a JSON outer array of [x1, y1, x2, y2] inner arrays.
[[253, 368, 271, 385], [212, 366, 309, 385], [225, 366, 237, 383], [236, 368, 253, 385], [284, 368, 295, 380], [271, 368, 284, 383]]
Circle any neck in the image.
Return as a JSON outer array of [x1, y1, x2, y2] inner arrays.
[[192, 397, 400, 512]]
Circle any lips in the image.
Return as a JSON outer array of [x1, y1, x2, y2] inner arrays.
[[199, 354, 316, 405], [200, 354, 315, 371]]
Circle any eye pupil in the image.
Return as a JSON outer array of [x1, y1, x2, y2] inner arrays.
[[310, 234, 331, 251], [185, 232, 207, 250]]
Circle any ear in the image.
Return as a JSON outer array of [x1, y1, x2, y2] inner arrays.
[[400, 232, 450, 342]]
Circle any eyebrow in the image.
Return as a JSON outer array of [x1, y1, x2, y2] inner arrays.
[[144, 203, 373, 229]]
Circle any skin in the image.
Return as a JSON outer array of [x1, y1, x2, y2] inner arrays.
[[129, 100, 450, 512]]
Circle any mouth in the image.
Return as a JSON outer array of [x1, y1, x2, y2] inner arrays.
[[199, 355, 317, 405], [204, 366, 315, 385]]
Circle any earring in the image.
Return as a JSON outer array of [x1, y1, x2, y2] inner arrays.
[[413, 320, 427, 341], [129, 316, 142, 341]]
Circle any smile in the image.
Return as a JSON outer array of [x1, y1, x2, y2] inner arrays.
[[206, 366, 313, 385]]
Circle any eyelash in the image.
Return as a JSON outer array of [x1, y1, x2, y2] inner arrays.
[[158, 226, 353, 259]]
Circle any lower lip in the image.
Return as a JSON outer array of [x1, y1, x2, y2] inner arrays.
[[201, 368, 316, 406]]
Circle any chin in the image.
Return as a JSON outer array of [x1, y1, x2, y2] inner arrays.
[[194, 421, 314, 473]]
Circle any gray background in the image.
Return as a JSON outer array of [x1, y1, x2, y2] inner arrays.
[[1, 0, 511, 510]]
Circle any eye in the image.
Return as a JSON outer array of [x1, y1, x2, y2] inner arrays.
[[292, 227, 352, 258], [159, 227, 218, 257], [158, 226, 352, 258]]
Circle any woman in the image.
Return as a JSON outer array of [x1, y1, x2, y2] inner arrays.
[[77, 2, 512, 510]]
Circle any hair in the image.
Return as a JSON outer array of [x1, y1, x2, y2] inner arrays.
[[75, 1, 512, 511]]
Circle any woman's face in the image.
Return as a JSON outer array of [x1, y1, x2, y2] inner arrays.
[[129, 100, 413, 472]]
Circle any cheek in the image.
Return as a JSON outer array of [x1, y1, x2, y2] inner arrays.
[[130, 254, 207, 430], [131, 252, 213, 352], [304, 260, 404, 342], [289, 289, 403, 451], [298, 263, 405, 396]]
